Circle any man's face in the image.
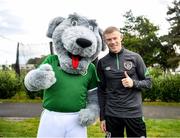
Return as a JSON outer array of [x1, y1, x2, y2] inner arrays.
[[104, 31, 123, 53]]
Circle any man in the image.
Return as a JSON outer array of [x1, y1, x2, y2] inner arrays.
[[97, 26, 152, 138]]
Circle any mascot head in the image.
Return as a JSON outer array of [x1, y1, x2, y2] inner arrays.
[[46, 13, 106, 74]]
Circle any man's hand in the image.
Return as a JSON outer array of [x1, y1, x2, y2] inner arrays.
[[121, 71, 133, 88], [100, 120, 106, 133]]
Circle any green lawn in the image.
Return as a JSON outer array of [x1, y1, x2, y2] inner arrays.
[[0, 118, 180, 137], [2, 91, 180, 106], [1, 93, 180, 137]]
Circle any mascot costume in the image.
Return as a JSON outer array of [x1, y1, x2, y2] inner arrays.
[[24, 13, 106, 138]]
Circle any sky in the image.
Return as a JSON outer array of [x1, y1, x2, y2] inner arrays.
[[0, 0, 174, 64]]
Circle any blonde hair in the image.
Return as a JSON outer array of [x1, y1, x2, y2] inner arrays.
[[103, 26, 123, 38]]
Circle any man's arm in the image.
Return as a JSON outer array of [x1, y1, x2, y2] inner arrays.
[[133, 54, 152, 89], [97, 60, 107, 121]]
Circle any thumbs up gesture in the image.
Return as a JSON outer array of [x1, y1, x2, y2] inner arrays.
[[121, 71, 133, 88]]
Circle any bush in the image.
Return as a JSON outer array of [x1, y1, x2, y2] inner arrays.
[[159, 74, 180, 102], [25, 90, 43, 99], [0, 70, 21, 99], [143, 74, 180, 102], [149, 67, 164, 78], [143, 78, 160, 101]]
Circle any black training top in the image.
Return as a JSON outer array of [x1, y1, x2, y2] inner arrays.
[[97, 47, 152, 121]]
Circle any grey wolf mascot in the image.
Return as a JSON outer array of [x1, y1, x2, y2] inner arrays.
[[24, 13, 106, 138]]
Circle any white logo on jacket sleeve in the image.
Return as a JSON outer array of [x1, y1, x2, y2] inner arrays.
[[105, 66, 111, 71], [124, 61, 133, 70]]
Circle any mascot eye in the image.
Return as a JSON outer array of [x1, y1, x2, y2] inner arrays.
[[71, 20, 78, 26], [89, 26, 94, 31]]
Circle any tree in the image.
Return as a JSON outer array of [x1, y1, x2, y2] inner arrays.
[[159, 0, 180, 70], [26, 55, 47, 66], [121, 10, 136, 35], [121, 10, 162, 67], [167, 0, 180, 45]]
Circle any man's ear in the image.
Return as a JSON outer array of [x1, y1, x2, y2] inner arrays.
[[46, 17, 65, 38], [99, 29, 106, 51]]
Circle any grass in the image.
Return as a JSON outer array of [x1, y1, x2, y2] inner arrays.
[[0, 92, 180, 137], [0, 118, 39, 137], [143, 101, 180, 106], [1, 97, 180, 106], [1, 91, 180, 106], [0, 118, 180, 137], [0, 91, 42, 103]]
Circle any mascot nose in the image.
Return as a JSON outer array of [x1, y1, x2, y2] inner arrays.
[[76, 38, 92, 48]]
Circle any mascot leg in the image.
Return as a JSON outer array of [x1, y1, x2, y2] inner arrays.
[[37, 109, 87, 138]]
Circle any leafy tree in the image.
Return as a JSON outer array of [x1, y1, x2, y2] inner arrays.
[[26, 55, 47, 66], [156, 39, 179, 71], [159, 0, 180, 70], [167, 0, 180, 45], [121, 10, 162, 67], [121, 10, 136, 35]]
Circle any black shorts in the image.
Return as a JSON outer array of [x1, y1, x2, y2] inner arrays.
[[105, 116, 146, 138]]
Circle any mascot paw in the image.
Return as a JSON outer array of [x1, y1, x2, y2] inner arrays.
[[24, 64, 56, 91], [79, 108, 96, 126]]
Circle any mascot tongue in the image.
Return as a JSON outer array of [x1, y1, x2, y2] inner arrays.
[[71, 55, 79, 69]]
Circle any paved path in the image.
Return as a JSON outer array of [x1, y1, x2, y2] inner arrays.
[[0, 103, 180, 119], [0, 103, 42, 117], [143, 105, 180, 119]]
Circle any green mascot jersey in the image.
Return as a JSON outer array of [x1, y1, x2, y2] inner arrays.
[[41, 55, 98, 112]]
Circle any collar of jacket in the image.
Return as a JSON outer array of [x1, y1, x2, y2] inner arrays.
[[109, 47, 124, 57]]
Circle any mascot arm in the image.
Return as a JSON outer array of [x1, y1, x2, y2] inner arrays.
[[24, 64, 56, 91], [79, 88, 99, 126]]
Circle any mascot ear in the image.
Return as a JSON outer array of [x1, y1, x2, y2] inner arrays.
[[47, 17, 65, 38], [99, 29, 106, 51]]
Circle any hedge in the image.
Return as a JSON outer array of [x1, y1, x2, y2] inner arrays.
[[143, 74, 180, 102], [0, 70, 179, 102], [0, 70, 21, 99]]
